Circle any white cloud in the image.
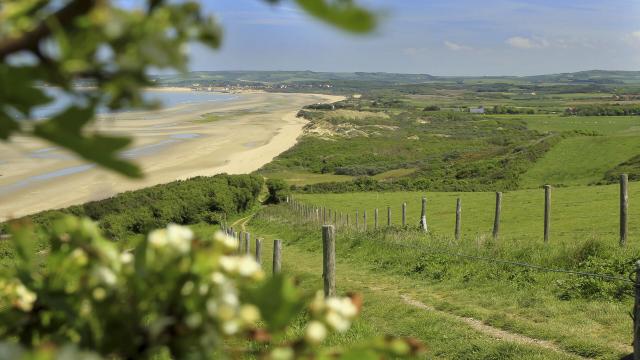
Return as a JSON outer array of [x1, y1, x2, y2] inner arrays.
[[506, 36, 549, 49], [631, 31, 640, 42], [444, 41, 472, 51]]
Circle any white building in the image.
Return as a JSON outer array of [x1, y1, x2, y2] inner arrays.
[[470, 106, 485, 114]]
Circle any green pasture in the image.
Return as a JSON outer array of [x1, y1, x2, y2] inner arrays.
[[293, 182, 640, 249]]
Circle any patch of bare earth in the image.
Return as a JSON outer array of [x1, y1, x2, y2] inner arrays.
[[400, 294, 591, 360]]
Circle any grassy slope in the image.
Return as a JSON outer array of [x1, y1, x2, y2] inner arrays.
[[244, 207, 632, 359], [233, 217, 572, 359], [520, 136, 640, 187], [518, 115, 640, 188]]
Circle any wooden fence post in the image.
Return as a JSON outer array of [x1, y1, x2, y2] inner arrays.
[[387, 206, 391, 227], [544, 185, 551, 243], [237, 231, 242, 253], [356, 210, 359, 230], [492, 192, 502, 241], [244, 232, 250, 255], [255, 238, 263, 265], [374, 208, 379, 229], [363, 210, 367, 231], [273, 240, 282, 275], [346, 213, 350, 227], [621, 174, 629, 247], [323, 207, 326, 224], [634, 261, 640, 359], [420, 196, 428, 232], [402, 202, 407, 227], [455, 198, 462, 241], [322, 225, 336, 297]]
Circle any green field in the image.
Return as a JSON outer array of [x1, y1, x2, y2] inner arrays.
[[244, 203, 635, 359], [520, 136, 640, 187], [293, 183, 640, 248]]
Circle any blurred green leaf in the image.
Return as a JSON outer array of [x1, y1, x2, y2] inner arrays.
[[246, 274, 306, 331], [0, 111, 19, 140], [0, 65, 51, 115], [33, 106, 142, 178], [294, 0, 376, 33]]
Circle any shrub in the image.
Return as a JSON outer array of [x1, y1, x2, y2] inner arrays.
[[0, 217, 423, 359], [266, 179, 290, 204], [17, 174, 263, 240]]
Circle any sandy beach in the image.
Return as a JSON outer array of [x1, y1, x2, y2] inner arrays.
[[0, 92, 342, 221]]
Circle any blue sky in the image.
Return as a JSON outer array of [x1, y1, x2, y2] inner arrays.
[[188, 0, 640, 76]]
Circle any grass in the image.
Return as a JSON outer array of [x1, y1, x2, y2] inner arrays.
[[243, 205, 635, 359], [520, 135, 640, 187], [293, 183, 640, 249], [262, 170, 353, 186], [520, 115, 640, 135]]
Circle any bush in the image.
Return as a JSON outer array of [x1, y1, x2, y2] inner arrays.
[[19, 174, 263, 240], [266, 179, 290, 204], [0, 217, 422, 359]]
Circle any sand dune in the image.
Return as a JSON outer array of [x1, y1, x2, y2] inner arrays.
[[0, 92, 342, 221]]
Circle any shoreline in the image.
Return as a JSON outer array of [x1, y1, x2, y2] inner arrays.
[[0, 92, 343, 221]]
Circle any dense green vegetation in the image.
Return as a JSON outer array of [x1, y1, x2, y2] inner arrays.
[[255, 71, 640, 192], [7, 174, 263, 241], [565, 104, 640, 116]]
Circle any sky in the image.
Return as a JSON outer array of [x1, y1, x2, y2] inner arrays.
[[188, 0, 640, 76]]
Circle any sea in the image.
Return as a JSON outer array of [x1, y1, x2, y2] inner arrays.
[[32, 88, 238, 119]]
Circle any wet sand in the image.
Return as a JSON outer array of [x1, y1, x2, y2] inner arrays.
[[0, 92, 342, 221]]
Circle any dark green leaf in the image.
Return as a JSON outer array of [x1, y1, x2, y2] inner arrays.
[[0, 65, 52, 116], [245, 275, 306, 331], [295, 0, 376, 33], [0, 110, 20, 139]]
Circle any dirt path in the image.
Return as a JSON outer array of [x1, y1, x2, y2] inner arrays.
[[231, 213, 254, 230], [399, 294, 588, 359]]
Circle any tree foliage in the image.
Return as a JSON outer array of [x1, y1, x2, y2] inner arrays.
[[0, 0, 375, 177]]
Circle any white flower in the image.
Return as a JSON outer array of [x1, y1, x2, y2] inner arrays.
[[309, 291, 326, 315], [70, 248, 88, 266], [219, 256, 239, 273], [305, 320, 327, 344], [149, 229, 168, 248], [326, 297, 358, 319], [222, 319, 239, 335], [325, 311, 350, 332], [221, 292, 238, 307], [94, 266, 117, 286], [239, 304, 260, 325], [237, 256, 262, 278], [120, 252, 134, 264], [166, 224, 193, 254], [214, 231, 237, 251], [270, 347, 294, 360], [211, 272, 226, 285], [14, 283, 36, 312]]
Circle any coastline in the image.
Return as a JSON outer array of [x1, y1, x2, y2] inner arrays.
[[0, 92, 343, 221]]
